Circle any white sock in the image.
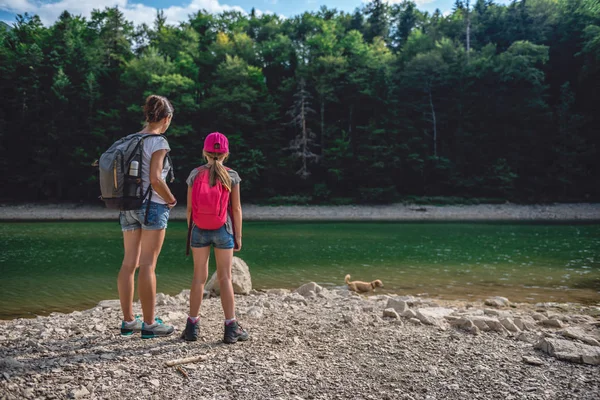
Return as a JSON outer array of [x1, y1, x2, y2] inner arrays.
[[225, 318, 236, 325], [189, 316, 199, 323]]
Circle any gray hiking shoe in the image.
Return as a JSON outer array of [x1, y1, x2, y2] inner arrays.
[[223, 321, 249, 344], [120, 318, 143, 336], [141, 318, 175, 339]]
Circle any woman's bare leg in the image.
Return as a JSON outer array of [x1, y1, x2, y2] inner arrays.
[[138, 229, 166, 325], [214, 248, 235, 320], [190, 247, 210, 317], [118, 229, 142, 321]]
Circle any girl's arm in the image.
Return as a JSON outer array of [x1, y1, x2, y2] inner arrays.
[[231, 184, 242, 251], [186, 185, 193, 228], [150, 149, 176, 206]]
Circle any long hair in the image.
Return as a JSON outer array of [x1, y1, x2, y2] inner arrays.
[[203, 150, 231, 191]]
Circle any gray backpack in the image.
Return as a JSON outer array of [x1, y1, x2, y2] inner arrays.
[[99, 133, 174, 211]]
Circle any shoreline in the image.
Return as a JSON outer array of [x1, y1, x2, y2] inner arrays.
[[1, 286, 599, 399], [1, 202, 600, 221]]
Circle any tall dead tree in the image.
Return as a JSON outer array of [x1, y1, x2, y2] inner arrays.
[[287, 79, 319, 179]]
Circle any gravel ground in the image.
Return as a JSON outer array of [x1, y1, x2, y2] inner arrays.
[[1, 202, 600, 221], [1, 288, 599, 400]]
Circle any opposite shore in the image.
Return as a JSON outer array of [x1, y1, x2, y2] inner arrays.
[[1, 202, 600, 221]]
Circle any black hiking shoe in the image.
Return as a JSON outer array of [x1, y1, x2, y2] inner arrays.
[[183, 318, 199, 342], [223, 321, 249, 344]]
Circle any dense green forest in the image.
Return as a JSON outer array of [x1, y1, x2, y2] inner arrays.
[[1, 0, 599, 204]]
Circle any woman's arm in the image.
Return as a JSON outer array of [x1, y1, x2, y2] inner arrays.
[[149, 149, 176, 206], [231, 184, 242, 251]]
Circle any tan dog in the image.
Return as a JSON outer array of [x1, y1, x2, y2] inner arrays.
[[345, 274, 384, 293]]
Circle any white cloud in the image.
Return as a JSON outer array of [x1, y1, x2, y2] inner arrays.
[[362, 0, 437, 4], [0, 0, 263, 26]]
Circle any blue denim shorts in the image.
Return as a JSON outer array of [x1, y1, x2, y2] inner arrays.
[[119, 201, 171, 231], [191, 224, 234, 249]]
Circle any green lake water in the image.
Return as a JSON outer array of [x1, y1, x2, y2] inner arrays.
[[1, 221, 599, 319]]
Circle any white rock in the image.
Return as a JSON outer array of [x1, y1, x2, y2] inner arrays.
[[484, 296, 510, 308], [97, 300, 120, 309], [415, 307, 454, 329], [559, 327, 600, 347], [383, 309, 400, 319], [295, 282, 322, 297], [499, 317, 521, 333], [247, 306, 264, 319], [71, 386, 90, 399], [522, 356, 544, 366], [536, 337, 600, 365], [205, 257, 252, 295], [401, 309, 417, 319], [284, 294, 308, 306], [149, 379, 160, 387], [541, 319, 564, 328], [385, 298, 408, 314]]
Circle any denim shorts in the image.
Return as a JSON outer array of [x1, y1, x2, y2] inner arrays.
[[191, 224, 234, 249], [119, 201, 171, 231]]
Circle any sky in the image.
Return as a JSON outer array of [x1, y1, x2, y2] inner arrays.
[[0, 0, 512, 27]]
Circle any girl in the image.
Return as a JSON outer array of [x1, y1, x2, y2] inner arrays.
[[118, 95, 177, 339], [184, 132, 248, 344]]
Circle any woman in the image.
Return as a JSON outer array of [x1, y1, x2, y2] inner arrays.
[[118, 95, 177, 339]]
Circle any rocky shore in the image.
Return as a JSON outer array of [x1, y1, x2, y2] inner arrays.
[[1, 284, 599, 400], [1, 202, 600, 221]]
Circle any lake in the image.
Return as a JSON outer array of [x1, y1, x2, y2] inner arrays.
[[1, 221, 599, 319]]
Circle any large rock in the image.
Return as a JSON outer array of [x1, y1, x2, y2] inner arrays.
[[295, 282, 323, 297], [385, 298, 408, 314], [415, 307, 455, 329], [559, 327, 600, 347], [205, 257, 252, 295], [536, 337, 600, 365]]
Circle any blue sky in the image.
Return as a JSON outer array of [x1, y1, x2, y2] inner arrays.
[[1, 0, 512, 27]]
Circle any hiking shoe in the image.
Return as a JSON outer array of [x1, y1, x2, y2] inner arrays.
[[182, 318, 199, 342], [120, 318, 143, 336], [223, 321, 249, 344], [141, 318, 175, 339]]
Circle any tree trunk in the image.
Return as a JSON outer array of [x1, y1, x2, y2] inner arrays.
[[429, 88, 437, 158], [320, 97, 325, 153], [466, 0, 471, 56], [301, 93, 307, 175]]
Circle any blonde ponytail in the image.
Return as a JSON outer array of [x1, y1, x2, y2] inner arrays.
[[204, 151, 231, 191]]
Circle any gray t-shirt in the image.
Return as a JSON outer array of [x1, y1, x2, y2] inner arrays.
[[186, 166, 241, 234], [142, 135, 171, 204]]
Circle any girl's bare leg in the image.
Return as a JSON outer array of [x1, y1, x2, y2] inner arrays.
[[138, 229, 166, 325], [118, 229, 142, 321], [190, 247, 211, 317], [214, 248, 235, 320]]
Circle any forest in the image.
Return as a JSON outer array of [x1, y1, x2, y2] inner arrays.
[[0, 0, 599, 204]]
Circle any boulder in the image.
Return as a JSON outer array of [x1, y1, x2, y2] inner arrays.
[[205, 257, 252, 295], [536, 337, 600, 365]]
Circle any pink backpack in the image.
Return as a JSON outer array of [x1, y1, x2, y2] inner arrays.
[[191, 167, 231, 230]]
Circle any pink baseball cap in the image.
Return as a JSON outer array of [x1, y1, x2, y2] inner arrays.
[[204, 132, 229, 153]]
